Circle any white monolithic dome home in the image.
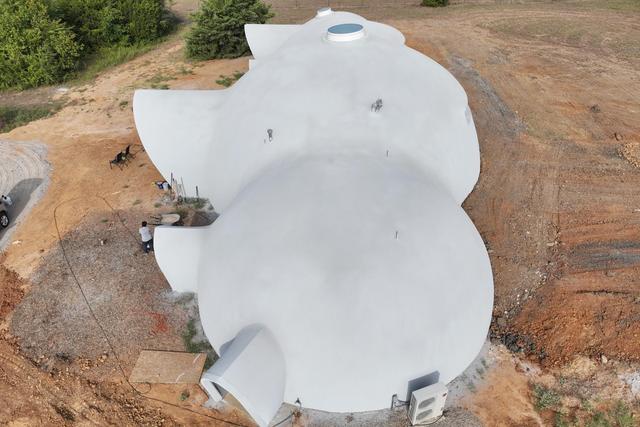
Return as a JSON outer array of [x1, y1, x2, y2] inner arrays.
[[134, 8, 493, 427]]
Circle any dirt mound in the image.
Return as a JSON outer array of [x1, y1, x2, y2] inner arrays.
[[0, 262, 25, 323], [10, 205, 196, 376], [510, 271, 640, 367], [0, 261, 175, 425], [0, 334, 178, 426]]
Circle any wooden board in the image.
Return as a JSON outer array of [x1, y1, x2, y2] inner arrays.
[[129, 350, 206, 384]]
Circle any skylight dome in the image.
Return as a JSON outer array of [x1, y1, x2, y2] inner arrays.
[[327, 23, 365, 42]]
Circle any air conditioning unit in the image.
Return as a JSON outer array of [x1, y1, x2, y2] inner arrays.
[[408, 382, 448, 425]]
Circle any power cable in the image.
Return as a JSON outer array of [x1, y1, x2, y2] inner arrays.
[[53, 195, 253, 426]]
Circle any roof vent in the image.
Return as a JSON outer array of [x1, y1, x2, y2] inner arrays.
[[316, 7, 332, 18], [327, 23, 365, 42]]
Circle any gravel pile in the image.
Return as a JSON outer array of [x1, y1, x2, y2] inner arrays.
[[0, 140, 50, 250], [10, 208, 201, 380]]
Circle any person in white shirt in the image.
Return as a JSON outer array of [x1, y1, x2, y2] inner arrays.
[[139, 221, 154, 253], [1, 195, 12, 206]]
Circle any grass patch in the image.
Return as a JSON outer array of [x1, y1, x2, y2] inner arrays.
[[0, 104, 61, 133], [184, 197, 206, 210], [533, 384, 561, 411], [576, 0, 640, 11], [586, 411, 610, 427], [73, 42, 159, 84], [181, 318, 217, 369], [215, 71, 245, 88], [610, 402, 634, 427], [576, 401, 635, 427], [482, 17, 640, 61], [145, 72, 176, 90], [178, 65, 194, 75], [421, 0, 448, 6], [61, 24, 188, 87], [554, 412, 571, 427], [132, 199, 142, 206]]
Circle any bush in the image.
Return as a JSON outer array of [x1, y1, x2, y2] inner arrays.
[[46, 0, 175, 53], [533, 384, 561, 411], [0, 0, 81, 90], [118, 0, 175, 43], [421, 0, 449, 6], [186, 0, 273, 60], [0, 0, 175, 90]]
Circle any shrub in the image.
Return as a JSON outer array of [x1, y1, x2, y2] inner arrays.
[[0, 0, 175, 90], [0, 0, 81, 90], [46, 0, 123, 51], [46, 0, 176, 53], [533, 384, 561, 410], [186, 0, 273, 60], [421, 0, 449, 6], [115, 0, 175, 44]]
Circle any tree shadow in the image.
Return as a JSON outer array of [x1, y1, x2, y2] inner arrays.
[[0, 178, 43, 240]]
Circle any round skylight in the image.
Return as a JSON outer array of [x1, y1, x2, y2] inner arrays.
[[327, 23, 365, 42]]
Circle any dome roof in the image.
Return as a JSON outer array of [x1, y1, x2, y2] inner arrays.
[[198, 153, 493, 412]]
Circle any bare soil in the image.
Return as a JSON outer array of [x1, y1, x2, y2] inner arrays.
[[0, 261, 25, 328]]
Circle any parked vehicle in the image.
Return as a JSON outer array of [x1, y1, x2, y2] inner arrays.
[[0, 200, 9, 228]]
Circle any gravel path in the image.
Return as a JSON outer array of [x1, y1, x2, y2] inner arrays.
[[0, 140, 50, 250]]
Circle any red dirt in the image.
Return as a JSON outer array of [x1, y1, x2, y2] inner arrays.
[[148, 312, 171, 335], [0, 261, 24, 323], [512, 271, 640, 367]]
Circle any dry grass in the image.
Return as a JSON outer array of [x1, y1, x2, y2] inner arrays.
[[482, 16, 640, 61]]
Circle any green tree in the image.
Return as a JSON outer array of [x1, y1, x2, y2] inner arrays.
[[116, 0, 175, 44], [186, 0, 273, 60], [0, 0, 81, 89], [46, 0, 123, 51], [46, 0, 175, 52]]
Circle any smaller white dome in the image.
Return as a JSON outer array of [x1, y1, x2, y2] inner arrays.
[[316, 7, 332, 18]]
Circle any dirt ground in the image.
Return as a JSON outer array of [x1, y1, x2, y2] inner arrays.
[[1, 0, 640, 426]]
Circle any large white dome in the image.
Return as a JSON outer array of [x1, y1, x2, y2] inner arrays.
[[198, 152, 493, 412], [134, 9, 493, 426]]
